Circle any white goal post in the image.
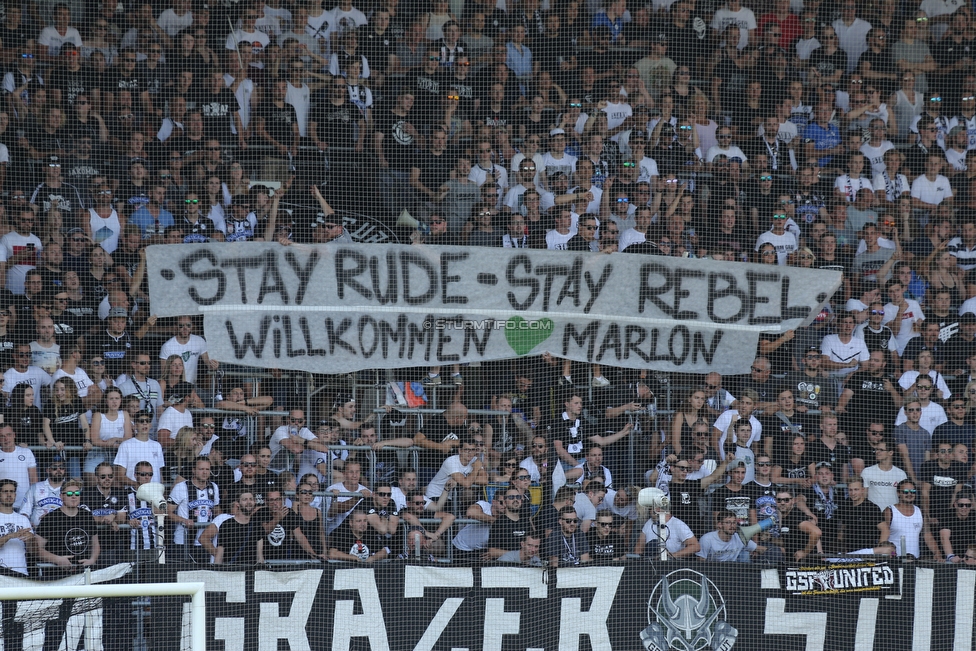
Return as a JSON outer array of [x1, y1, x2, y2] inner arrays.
[[0, 581, 207, 651]]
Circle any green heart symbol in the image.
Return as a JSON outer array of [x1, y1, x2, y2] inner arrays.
[[504, 316, 554, 356]]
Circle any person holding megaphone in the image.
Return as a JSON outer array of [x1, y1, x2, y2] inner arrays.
[[697, 510, 769, 562]]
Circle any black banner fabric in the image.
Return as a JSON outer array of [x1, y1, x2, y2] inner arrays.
[[2, 562, 974, 651]]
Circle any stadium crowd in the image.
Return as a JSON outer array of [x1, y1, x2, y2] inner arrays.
[[2, 0, 976, 573]]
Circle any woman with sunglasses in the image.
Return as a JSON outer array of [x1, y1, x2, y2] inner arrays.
[[490, 452, 521, 483], [882, 478, 941, 559], [292, 480, 329, 560], [587, 513, 626, 562]]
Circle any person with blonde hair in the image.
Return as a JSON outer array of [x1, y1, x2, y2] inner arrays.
[[85, 386, 131, 485]]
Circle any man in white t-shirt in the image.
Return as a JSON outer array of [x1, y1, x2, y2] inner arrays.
[[821, 312, 871, 378], [546, 207, 577, 250], [0, 479, 33, 575], [424, 436, 487, 502], [860, 440, 907, 509], [2, 343, 54, 409], [881, 278, 924, 355], [157, 394, 194, 447], [710, 0, 756, 48], [328, 0, 368, 34], [157, 0, 194, 37], [911, 153, 953, 208], [0, 425, 37, 509], [0, 210, 42, 295], [541, 129, 578, 187], [324, 460, 370, 534], [37, 5, 83, 58], [225, 9, 271, 68], [158, 316, 216, 384], [754, 213, 798, 264], [706, 129, 748, 167], [114, 413, 165, 487], [860, 120, 895, 176]]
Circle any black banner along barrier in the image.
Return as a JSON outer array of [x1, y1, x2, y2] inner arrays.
[[1, 561, 974, 651]]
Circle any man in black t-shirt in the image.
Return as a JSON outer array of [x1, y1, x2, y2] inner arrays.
[[255, 79, 298, 185], [328, 509, 389, 562], [919, 443, 969, 526], [374, 89, 419, 218], [411, 48, 445, 129], [215, 490, 259, 565], [712, 460, 752, 526], [255, 489, 301, 562], [486, 488, 533, 558], [939, 491, 976, 562], [82, 464, 126, 559], [838, 351, 900, 434], [834, 476, 885, 553], [310, 77, 362, 152], [35, 478, 100, 568], [198, 71, 239, 144]]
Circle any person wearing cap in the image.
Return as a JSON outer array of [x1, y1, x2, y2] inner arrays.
[[157, 390, 193, 449], [114, 410, 165, 488], [754, 210, 798, 265], [541, 128, 578, 191], [634, 34, 675, 97], [19, 455, 67, 526]]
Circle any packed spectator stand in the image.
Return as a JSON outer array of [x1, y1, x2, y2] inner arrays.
[[0, 0, 976, 577]]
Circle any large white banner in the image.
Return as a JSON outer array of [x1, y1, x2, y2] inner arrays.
[[146, 243, 841, 374]]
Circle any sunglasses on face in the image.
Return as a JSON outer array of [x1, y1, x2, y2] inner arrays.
[[62, 490, 82, 497]]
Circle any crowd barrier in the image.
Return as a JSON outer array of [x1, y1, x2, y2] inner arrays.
[[1, 560, 974, 651]]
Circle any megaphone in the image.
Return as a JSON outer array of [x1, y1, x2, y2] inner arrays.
[[136, 482, 167, 509], [737, 517, 775, 543], [396, 209, 430, 235], [638, 487, 670, 511]]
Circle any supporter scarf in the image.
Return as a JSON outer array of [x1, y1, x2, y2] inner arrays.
[[813, 483, 837, 520]]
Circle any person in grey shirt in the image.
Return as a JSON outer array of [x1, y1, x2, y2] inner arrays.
[[498, 532, 544, 566]]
